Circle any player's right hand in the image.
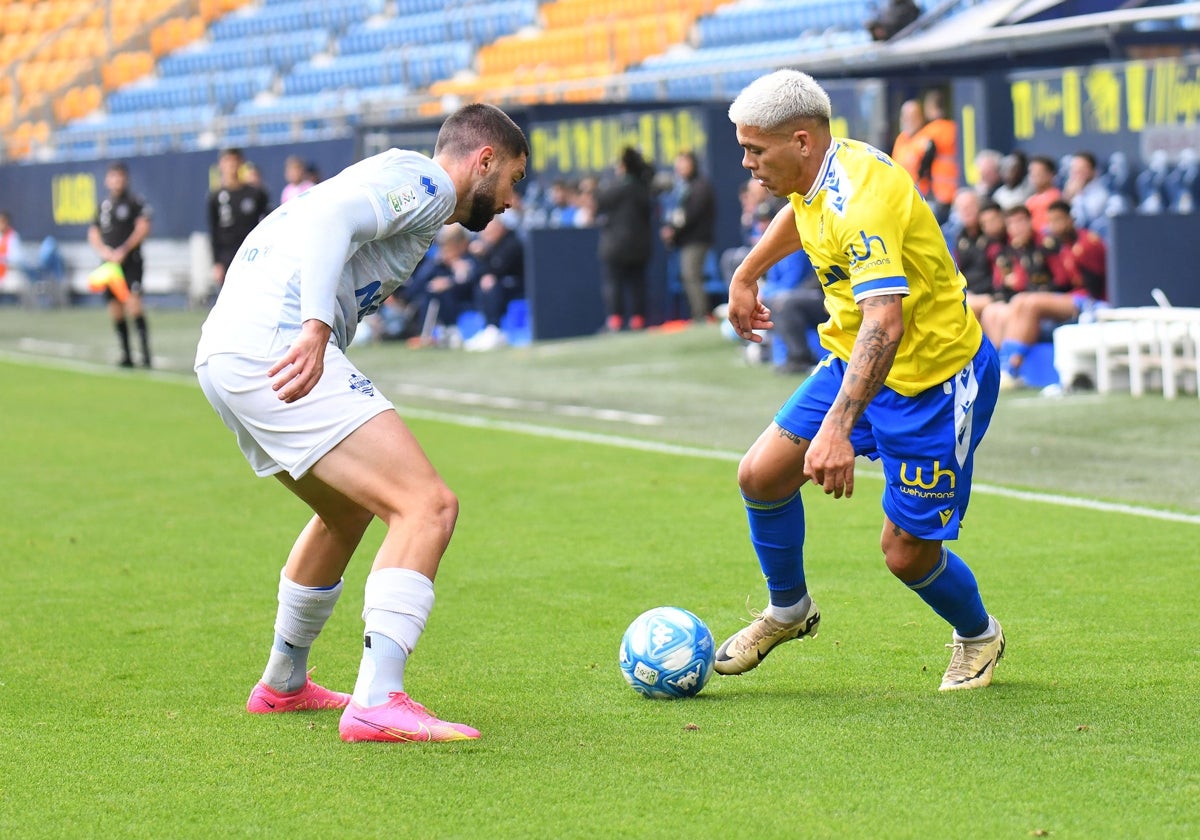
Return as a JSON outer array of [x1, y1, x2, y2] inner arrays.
[[727, 279, 772, 341], [269, 319, 331, 403]]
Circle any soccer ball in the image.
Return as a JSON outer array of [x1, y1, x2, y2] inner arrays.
[[619, 606, 715, 699]]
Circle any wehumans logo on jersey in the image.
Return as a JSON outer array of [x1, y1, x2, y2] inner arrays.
[[898, 460, 956, 499], [848, 230, 890, 268]]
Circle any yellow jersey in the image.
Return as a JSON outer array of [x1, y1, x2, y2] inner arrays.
[[788, 138, 982, 396]]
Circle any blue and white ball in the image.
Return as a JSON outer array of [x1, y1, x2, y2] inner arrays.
[[619, 606, 715, 699]]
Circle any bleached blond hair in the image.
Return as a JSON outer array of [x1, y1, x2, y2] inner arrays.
[[728, 69, 832, 131]]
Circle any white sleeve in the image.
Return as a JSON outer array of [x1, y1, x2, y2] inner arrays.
[[293, 190, 381, 328]]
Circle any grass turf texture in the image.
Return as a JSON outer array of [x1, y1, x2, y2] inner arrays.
[[0, 315, 1197, 838]]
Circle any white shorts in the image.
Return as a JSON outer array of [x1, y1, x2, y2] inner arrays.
[[197, 347, 395, 479]]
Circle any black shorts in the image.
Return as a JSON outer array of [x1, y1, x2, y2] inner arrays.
[[213, 247, 239, 272], [105, 259, 144, 300]]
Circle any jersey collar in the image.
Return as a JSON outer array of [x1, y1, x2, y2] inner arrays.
[[802, 140, 842, 205]]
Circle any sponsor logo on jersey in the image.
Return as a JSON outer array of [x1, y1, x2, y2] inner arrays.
[[349, 374, 375, 396], [420, 175, 438, 196], [898, 460, 957, 499], [387, 184, 420, 215]]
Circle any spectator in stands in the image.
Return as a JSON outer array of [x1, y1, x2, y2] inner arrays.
[[280, 155, 315, 204], [866, 0, 921, 40], [891, 99, 926, 190], [404, 224, 478, 337], [1024, 155, 1062, 235], [88, 161, 153, 368], [546, 179, 579, 228], [973, 149, 1004, 201], [991, 150, 1032, 211], [719, 177, 783, 289], [759, 238, 824, 375], [596, 146, 655, 332], [0, 210, 23, 294], [661, 150, 717, 322], [0, 214, 69, 308], [464, 212, 524, 351], [914, 88, 959, 224], [1136, 149, 1171, 214], [572, 175, 598, 227], [208, 148, 271, 291], [1062, 150, 1111, 234], [946, 190, 999, 318], [981, 204, 1061, 348], [986, 200, 1106, 389]]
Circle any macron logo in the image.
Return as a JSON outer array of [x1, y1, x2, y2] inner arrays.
[[420, 176, 438, 196]]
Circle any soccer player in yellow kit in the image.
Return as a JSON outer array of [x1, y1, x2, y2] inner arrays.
[[717, 70, 1005, 691]]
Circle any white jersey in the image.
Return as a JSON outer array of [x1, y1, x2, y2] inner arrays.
[[195, 149, 456, 366]]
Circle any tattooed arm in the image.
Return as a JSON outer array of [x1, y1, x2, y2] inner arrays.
[[803, 293, 904, 498]]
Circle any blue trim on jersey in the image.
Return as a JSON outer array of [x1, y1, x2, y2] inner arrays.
[[803, 141, 842, 205], [852, 276, 909, 300]]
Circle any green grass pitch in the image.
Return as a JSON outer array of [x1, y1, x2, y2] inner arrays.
[[0, 334, 1197, 838]]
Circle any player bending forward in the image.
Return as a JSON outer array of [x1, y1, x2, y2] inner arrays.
[[195, 104, 528, 741], [717, 70, 1005, 691]]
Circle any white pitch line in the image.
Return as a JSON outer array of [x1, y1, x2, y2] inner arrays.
[[394, 406, 1200, 527], [2, 349, 1197, 526], [389, 382, 664, 425]]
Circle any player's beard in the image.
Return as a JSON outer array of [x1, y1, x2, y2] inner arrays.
[[462, 171, 501, 232]]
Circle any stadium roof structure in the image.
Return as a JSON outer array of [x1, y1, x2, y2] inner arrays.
[[802, 0, 1200, 76]]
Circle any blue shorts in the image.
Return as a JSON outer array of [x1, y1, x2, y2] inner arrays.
[[774, 340, 1000, 540]]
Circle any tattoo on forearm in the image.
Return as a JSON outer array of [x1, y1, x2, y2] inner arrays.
[[832, 295, 902, 427]]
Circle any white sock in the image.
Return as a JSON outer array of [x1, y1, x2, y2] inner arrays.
[[261, 570, 343, 692], [954, 615, 997, 643], [766, 593, 812, 624], [352, 568, 434, 707]]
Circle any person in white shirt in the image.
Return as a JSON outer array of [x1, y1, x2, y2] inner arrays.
[[195, 103, 528, 743]]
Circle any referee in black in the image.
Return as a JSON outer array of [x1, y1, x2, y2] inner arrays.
[[207, 148, 270, 292], [88, 161, 153, 368]]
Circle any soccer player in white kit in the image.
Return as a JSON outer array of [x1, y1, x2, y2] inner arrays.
[[195, 104, 528, 742]]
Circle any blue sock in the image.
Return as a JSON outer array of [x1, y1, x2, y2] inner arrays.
[[743, 489, 807, 608], [998, 340, 1030, 376], [906, 548, 990, 638]]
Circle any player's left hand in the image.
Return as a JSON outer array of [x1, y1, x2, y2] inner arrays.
[[269, 319, 331, 403], [803, 427, 856, 498]]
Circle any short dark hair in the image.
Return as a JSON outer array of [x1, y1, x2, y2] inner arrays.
[[107, 161, 128, 174], [1047, 199, 1072, 215], [979, 200, 1002, 214], [1028, 155, 1056, 172], [1005, 204, 1032, 219], [435, 103, 529, 160], [1073, 151, 1097, 170]]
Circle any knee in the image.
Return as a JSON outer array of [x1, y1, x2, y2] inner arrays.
[[880, 526, 940, 581], [423, 481, 459, 537], [737, 447, 797, 501]]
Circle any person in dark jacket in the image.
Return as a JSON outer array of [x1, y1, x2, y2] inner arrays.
[[661, 151, 717, 322], [596, 146, 655, 331], [464, 212, 524, 351]]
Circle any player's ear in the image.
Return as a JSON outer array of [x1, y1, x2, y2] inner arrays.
[[477, 145, 496, 174]]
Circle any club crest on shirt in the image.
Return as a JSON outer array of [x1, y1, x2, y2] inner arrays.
[[349, 373, 375, 396], [387, 184, 420, 215]]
